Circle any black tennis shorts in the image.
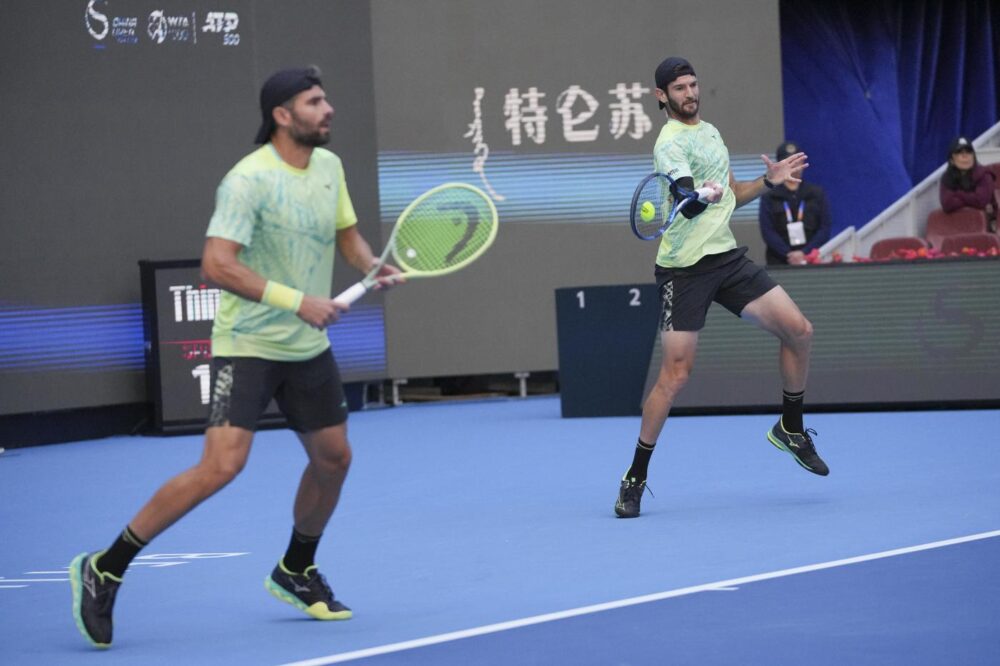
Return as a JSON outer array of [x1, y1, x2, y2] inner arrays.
[[655, 247, 778, 332], [207, 348, 348, 432]]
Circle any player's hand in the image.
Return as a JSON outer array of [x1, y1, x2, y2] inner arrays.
[[762, 151, 809, 187], [701, 180, 724, 203], [296, 294, 349, 329], [371, 263, 405, 291]]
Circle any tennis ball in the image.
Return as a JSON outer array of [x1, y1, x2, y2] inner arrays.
[[406, 248, 417, 259], [640, 201, 656, 222]]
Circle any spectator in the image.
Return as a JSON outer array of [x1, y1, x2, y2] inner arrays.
[[939, 136, 995, 227], [758, 141, 832, 265]]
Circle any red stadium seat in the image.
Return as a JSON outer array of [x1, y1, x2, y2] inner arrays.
[[869, 236, 929, 260], [938, 231, 1000, 255], [925, 207, 988, 248]]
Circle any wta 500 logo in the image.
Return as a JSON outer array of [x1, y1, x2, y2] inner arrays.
[[85, 1, 241, 48]]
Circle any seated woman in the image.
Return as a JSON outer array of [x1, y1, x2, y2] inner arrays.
[[939, 136, 996, 227]]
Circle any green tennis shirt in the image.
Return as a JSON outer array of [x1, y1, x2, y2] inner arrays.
[[206, 144, 358, 361], [652, 119, 737, 268]]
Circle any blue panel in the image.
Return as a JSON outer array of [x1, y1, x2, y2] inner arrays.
[[0, 302, 386, 379], [0, 304, 145, 373], [378, 151, 761, 224]]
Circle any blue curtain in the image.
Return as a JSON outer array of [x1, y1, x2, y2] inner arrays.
[[779, 0, 1000, 236]]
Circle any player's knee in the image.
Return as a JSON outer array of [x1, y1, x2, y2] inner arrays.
[[793, 315, 814, 345], [317, 441, 352, 476], [200, 456, 246, 489], [658, 361, 692, 394]]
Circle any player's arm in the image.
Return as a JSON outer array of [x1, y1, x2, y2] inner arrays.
[[730, 151, 810, 208], [201, 236, 343, 328], [336, 225, 402, 289]]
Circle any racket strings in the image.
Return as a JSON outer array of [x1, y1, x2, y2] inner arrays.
[[392, 189, 496, 273], [632, 177, 672, 238]]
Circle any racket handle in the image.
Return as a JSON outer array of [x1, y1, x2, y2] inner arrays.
[[332, 281, 368, 306]]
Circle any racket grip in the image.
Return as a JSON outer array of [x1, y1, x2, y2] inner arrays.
[[332, 281, 368, 306]]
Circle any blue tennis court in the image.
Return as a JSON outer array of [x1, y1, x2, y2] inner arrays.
[[2, 397, 998, 665]]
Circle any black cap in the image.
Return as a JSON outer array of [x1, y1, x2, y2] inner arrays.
[[654, 57, 696, 109], [948, 136, 974, 155], [776, 140, 800, 162], [254, 66, 323, 144]]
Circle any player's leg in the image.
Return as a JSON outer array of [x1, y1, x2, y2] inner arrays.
[[264, 349, 353, 620], [638, 329, 700, 446], [616, 267, 706, 518], [740, 285, 812, 396], [740, 284, 828, 476], [71, 357, 272, 648]]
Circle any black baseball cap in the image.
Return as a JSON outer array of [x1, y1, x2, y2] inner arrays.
[[776, 140, 800, 162], [654, 57, 696, 109], [948, 136, 975, 155], [254, 66, 323, 144]]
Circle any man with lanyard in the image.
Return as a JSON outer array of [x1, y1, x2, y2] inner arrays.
[[71, 66, 399, 647], [615, 57, 830, 519], [758, 141, 832, 265]]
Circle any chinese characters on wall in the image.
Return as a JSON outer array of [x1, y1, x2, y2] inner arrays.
[[466, 83, 654, 200]]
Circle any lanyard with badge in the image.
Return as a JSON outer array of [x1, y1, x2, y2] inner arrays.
[[783, 200, 807, 247]]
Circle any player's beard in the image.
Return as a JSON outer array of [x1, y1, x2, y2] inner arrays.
[[668, 96, 699, 121], [288, 112, 331, 147]]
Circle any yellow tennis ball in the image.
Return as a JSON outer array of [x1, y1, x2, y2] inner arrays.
[[640, 201, 656, 222]]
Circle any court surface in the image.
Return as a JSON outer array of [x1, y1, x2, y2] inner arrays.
[[1, 397, 998, 665]]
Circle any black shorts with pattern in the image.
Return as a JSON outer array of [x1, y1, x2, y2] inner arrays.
[[655, 247, 778, 332], [207, 348, 348, 432]]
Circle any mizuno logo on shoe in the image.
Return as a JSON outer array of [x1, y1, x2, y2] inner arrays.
[[293, 582, 311, 593]]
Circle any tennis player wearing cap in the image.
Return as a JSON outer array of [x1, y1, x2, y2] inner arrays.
[[70, 66, 399, 647], [614, 57, 829, 519]]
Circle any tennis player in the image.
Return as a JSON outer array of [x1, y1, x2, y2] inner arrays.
[[615, 57, 829, 519], [71, 66, 399, 647]]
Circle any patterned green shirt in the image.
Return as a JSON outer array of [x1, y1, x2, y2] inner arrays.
[[653, 119, 737, 268], [206, 144, 358, 360]]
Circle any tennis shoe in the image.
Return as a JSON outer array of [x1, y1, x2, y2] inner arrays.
[[70, 552, 122, 648], [614, 476, 651, 518], [767, 420, 829, 476], [266, 560, 352, 620]]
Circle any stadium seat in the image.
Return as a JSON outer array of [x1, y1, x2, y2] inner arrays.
[[869, 236, 929, 260], [925, 207, 988, 248], [938, 231, 1000, 255]]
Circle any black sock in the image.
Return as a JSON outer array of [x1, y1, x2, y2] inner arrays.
[[97, 526, 148, 579], [626, 438, 656, 481], [782, 390, 805, 434], [283, 528, 322, 574]]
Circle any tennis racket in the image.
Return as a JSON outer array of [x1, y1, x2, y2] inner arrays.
[[629, 172, 715, 240], [333, 183, 499, 305]]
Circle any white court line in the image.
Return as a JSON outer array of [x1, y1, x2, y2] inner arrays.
[[279, 529, 1000, 666]]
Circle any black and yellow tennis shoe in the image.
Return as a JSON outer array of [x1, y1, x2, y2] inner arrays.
[[767, 420, 829, 476], [70, 551, 122, 648], [265, 560, 352, 620]]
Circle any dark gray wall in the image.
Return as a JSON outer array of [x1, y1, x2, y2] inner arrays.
[[371, 0, 782, 378]]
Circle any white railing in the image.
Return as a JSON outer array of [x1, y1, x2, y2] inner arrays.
[[821, 121, 1000, 261]]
